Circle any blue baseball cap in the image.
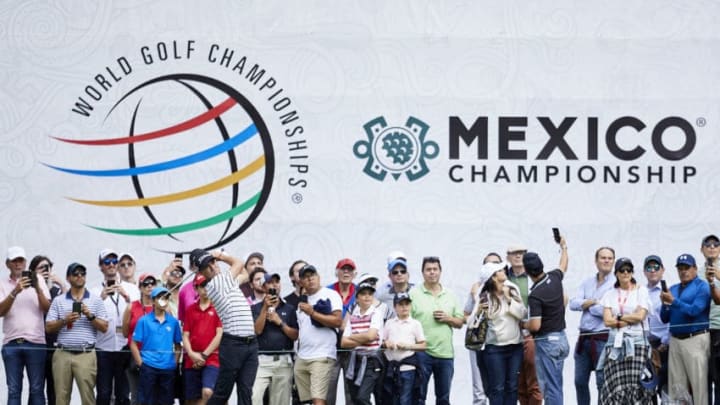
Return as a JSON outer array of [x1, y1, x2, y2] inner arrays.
[[676, 254, 696, 267], [388, 258, 407, 272], [151, 286, 170, 299]]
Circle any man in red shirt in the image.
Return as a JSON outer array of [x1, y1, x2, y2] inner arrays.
[[182, 274, 223, 405]]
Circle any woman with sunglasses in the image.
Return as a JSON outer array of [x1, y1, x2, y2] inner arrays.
[[30, 255, 65, 405], [122, 273, 157, 405], [597, 258, 653, 405]]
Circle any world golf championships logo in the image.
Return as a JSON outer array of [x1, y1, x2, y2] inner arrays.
[[354, 116, 438, 181], [46, 74, 274, 250]]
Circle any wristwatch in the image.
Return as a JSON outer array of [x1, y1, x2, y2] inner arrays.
[[616, 314, 622, 322], [87, 313, 97, 321]]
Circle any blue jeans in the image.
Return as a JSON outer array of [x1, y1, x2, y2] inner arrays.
[[573, 335, 606, 405], [383, 366, 416, 405], [208, 335, 258, 405], [138, 363, 175, 405], [96, 349, 130, 405], [534, 331, 569, 405], [479, 343, 523, 405], [416, 351, 453, 405], [1, 340, 46, 405]]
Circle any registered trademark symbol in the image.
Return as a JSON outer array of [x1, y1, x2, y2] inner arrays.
[[291, 193, 303, 204], [697, 117, 706, 127]]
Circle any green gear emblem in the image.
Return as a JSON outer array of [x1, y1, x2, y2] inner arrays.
[[353, 116, 439, 181]]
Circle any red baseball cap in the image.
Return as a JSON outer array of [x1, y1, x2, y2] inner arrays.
[[336, 258, 356, 270], [194, 274, 208, 287]]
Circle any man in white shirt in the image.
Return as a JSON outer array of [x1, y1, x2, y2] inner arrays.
[[294, 264, 343, 405], [93, 248, 140, 405]]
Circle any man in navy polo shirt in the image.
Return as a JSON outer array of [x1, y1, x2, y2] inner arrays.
[[130, 286, 182, 405], [251, 272, 299, 405], [660, 253, 710, 405]]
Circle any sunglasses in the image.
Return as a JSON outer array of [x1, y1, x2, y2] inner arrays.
[[704, 241, 720, 248], [141, 281, 156, 287], [119, 262, 134, 269], [644, 264, 661, 272], [616, 267, 634, 274], [71, 270, 87, 277], [170, 270, 184, 278], [102, 258, 119, 266], [391, 269, 408, 276]]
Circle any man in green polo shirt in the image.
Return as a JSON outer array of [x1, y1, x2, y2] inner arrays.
[[410, 256, 464, 405]]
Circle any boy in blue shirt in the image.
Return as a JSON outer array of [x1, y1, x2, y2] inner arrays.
[[130, 287, 182, 405]]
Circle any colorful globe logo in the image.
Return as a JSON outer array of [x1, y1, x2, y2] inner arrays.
[[46, 74, 274, 250]]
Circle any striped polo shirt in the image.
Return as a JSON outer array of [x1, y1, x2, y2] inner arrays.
[[343, 304, 383, 354], [205, 270, 254, 337], [47, 289, 108, 347]]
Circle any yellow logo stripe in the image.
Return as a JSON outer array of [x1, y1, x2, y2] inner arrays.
[[69, 155, 265, 207]]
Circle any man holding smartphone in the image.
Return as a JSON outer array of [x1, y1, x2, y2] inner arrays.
[[660, 253, 711, 405], [251, 272, 299, 405], [46, 262, 109, 405], [642, 254, 670, 402], [0, 246, 51, 405], [92, 248, 140, 405], [702, 234, 720, 405]]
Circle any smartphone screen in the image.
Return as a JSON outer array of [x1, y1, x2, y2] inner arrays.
[[72, 302, 82, 314], [107, 279, 116, 287], [21, 270, 31, 279]]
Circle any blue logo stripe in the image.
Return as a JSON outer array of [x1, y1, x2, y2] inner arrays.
[[44, 123, 257, 177]]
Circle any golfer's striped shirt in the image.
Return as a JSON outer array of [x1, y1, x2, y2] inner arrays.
[[205, 270, 254, 337]]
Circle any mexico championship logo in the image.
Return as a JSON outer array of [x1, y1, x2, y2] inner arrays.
[[46, 73, 275, 250], [353, 116, 439, 181]]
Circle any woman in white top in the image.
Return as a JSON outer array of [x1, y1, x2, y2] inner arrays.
[[474, 261, 526, 405], [598, 257, 653, 405]]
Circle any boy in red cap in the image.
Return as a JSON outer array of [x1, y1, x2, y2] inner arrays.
[[182, 274, 223, 405]]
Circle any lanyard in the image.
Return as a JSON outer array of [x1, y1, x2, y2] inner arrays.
[[616, 288, 629, 315]]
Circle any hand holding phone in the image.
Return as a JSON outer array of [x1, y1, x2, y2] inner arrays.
[[268, 288, 277, 296], [552, 228, 561, 243], [173, 253, 186, 274], [106, 279, 116, 295], [20, 270, 32, 288]]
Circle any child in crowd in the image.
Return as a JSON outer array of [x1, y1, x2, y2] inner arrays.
[[382, 293, 426, 405]]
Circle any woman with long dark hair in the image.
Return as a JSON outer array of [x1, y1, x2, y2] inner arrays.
[[598, 257, 653, 404], [474, 261, 526, 405]]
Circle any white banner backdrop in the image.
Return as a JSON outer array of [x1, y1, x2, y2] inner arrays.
[[1, 1, 719, 403]]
